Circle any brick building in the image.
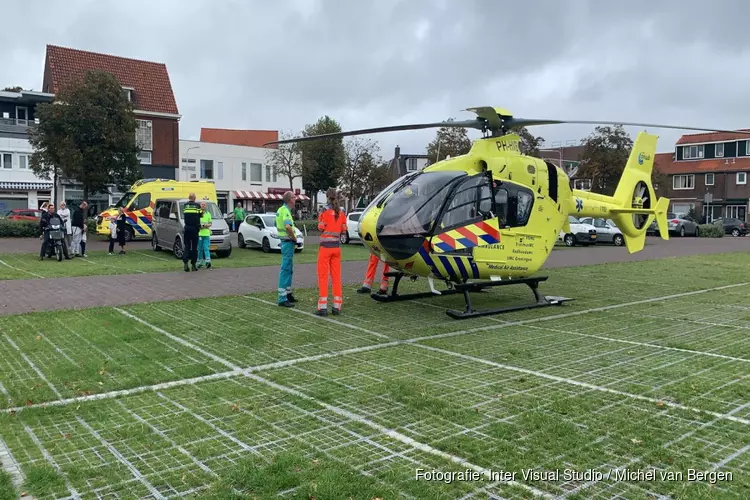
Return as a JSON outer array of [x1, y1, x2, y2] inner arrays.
[[654, 130, 750, 222]]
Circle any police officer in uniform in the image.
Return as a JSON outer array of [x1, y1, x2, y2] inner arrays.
[[276, 191, 298, 307], [182, 193, 202, 272]]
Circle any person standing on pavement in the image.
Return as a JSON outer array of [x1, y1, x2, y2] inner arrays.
[[315, 188, 346, 316], [197, 200, 213, 269], [70, 201, 88, 256], [182, 193, 202, 272], [276, 191, 298, 307], [233, 202, 245, 232]]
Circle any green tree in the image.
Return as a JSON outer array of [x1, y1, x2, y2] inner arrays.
[[362, 161, 393, 202], [28, 70, 141, 200], [518, 127, 544, 156], [300, 116, 346, 206], [576, 125, 634, 196], [341, 136, 381, 211], [265, 130, 303, 191], [425, 118, 472, 163]]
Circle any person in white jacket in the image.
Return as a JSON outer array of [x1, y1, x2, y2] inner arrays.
[[58, 201, 73, 255]]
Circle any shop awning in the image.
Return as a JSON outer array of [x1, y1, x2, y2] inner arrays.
[[0, 181, 54, 191], [234, 190, 310, 201]]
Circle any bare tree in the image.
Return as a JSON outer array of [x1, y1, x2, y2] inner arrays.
[[341, 137, 381, 211], [265, 130, 303, 191]]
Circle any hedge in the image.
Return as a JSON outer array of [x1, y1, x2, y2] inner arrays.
[[0, 218, 101, 238], [698, 224, 724, 238]]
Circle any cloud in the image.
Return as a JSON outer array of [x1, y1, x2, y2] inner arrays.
[[1, 0, 749, 161]]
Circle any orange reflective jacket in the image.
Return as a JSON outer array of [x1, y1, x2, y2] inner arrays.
[[318, 207, 346, 248]]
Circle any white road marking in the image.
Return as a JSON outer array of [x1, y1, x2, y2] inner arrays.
[[0, 438, 24, 489], [114, 308, 240, 370], [75, 416, 165, 499], [22, 423, 81, 499], [81, 258, 146, 274], [3, 334, 62, 398], [0, 258, 44, 278], [243, 372, 553, 499]]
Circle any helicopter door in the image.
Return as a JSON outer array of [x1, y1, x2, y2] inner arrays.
[[430, 173, 501, 254]]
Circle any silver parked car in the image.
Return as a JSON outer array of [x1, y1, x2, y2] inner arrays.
[[151, 198, 232, 258], [647, 212, 699, 237], [579, 217, 624, 246]]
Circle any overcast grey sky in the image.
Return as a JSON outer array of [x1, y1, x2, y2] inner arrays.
[[3, 0, 749, 162]]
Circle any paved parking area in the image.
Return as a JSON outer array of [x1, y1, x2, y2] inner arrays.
[[1, 236, 747, 316]]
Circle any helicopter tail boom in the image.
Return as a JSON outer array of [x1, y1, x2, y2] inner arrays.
[[570, 131, 670, 253]]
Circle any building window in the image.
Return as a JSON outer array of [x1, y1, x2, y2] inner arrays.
[[737, 172, 747, 185], [135, 119, 152, 165], [273, 167, 277, 183], [217, 161, 224, 180], [242, 162, 247, 181], [715, 143, 724, 157], [137, 151, 152, 164], [672, 203, 694, 215], [122, 87, 133, 102], [18, 154, 28, 169], [672, 174, 695, 190], [705, 173, 714, 186], [265, 165, 271, 182], [200, 159, 214, 179], [407, 158, 418, 171], [726, 205, 747, 221], [1, 152, 11, 169], [250, 163, 262, 182], [682, 145, 704, 159]]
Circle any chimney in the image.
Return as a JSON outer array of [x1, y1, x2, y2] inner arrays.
[[394, 145, 400, 158]]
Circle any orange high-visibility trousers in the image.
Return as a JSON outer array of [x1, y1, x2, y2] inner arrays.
[[318, 247, 342, 311], [363, 254, 390, 291]]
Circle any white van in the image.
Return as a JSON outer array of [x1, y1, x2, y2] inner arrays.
[[559, 215, 598, 246]]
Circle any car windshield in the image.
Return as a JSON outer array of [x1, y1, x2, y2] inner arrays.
[[180, 201, 222, 218], [262, 215, 276, 227], [114, 192, 136, 208], [568, 216, 580, 223], [667, 213, 677, 219], [377, 170, 467, 236]]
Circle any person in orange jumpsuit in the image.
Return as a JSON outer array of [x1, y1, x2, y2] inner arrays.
[[316, 188, 347, 316], [356, 254, 390, 295]]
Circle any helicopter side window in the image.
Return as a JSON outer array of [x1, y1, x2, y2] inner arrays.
[[438, 174, 491, 231], [494, 188, 508, 225], [514, 189, 534, 226]]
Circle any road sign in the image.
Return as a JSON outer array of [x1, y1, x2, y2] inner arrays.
[[704, 193, 713, 204]]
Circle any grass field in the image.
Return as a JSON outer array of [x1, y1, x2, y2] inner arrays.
[[0, 244, 372, 281], [0, 253, 748, 499]]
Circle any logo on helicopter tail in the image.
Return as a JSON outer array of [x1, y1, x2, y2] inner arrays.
[[637, 152, 651, 165]]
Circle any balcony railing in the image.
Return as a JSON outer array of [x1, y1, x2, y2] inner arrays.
[[0, 117, 39, 127]]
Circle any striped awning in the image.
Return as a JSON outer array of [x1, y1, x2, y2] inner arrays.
[[0, 181, 54, 191], [234, 190, 310, 201]]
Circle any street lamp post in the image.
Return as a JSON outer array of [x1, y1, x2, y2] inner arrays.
[[184, 146, 200, 179]]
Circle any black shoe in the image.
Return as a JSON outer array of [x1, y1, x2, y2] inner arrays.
[[192, 266, 198, 272], [184, 263, 189, 272], [315, 309, 328, 316], [206, 262, 212, 269], [331, 308, 340, 316], [376, 288, 388, 295], [356, 287, 371, 294], [279, 301, 294, 308], [287, 294, 297, 303]]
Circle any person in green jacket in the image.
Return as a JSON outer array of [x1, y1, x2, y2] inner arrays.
[[197, 201, 213, 269], [233, 203, 245, 232]]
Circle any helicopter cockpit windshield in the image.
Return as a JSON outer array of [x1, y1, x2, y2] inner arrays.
[[377, 171, 467, 236]]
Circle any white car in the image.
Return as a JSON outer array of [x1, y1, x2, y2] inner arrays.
[[579, 217, 624, 246], [237, 213, 304, 253], [341, 211, 363, 244], [559, 215, 598, 246]]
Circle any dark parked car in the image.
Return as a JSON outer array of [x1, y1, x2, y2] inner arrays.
[[713, 217, 747, 237]]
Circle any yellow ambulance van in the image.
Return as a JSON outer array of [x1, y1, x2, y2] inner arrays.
[[96, 179, 217, 241]]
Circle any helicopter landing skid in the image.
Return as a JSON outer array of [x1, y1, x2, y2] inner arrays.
[[370, 271, 477, 303], [445, 276, 573, 320]]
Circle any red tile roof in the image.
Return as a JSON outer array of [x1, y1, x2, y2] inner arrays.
[[200, 128, 278, 149], [44, 44, 179, 115], [675, 129, 750, 145], [654, 151, 750, 174]]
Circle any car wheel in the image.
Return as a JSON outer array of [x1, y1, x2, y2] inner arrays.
[[613, 234, 624, 246], [564, 234, 575, 246], [124, 226, 134, 242], [238, 233, 246, 248], [340, 231, 350, 244], [262, 237, 271, 253], [679, 226, 685, 237], [732, 228, 740, 237], [152, 233, 161, 251], [295, 248, 302, 253], [216, 248, 232, 258], [173, 237, 184, 259]]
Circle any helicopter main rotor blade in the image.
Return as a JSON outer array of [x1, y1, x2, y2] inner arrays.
[[263, 119, 485, 146], [505, 117, 750, 136]]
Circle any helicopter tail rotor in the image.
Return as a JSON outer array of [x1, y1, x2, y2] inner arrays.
[[605, 131, 670, 252]]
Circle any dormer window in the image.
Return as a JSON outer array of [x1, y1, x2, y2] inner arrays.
[[715, 143, 724, 157], [121, 86, 134, 102], [683, 145, 704, 160]]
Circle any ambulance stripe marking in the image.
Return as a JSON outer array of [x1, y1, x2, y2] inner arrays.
[[439, 233, 456, 249], [454, 258, 469, 280], [438, 256, 458, 280], [479, 234, 499, 244], [418, 243, 443, 279], [476, 220, 501, 240], [455, 227, 478, 244], [468, 260, 480, 278], [435, 242, 454, 253], [457, 238, 475, 249]]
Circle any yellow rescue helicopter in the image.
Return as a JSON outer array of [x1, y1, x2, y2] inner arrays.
[[267, 107, 742, 319]]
